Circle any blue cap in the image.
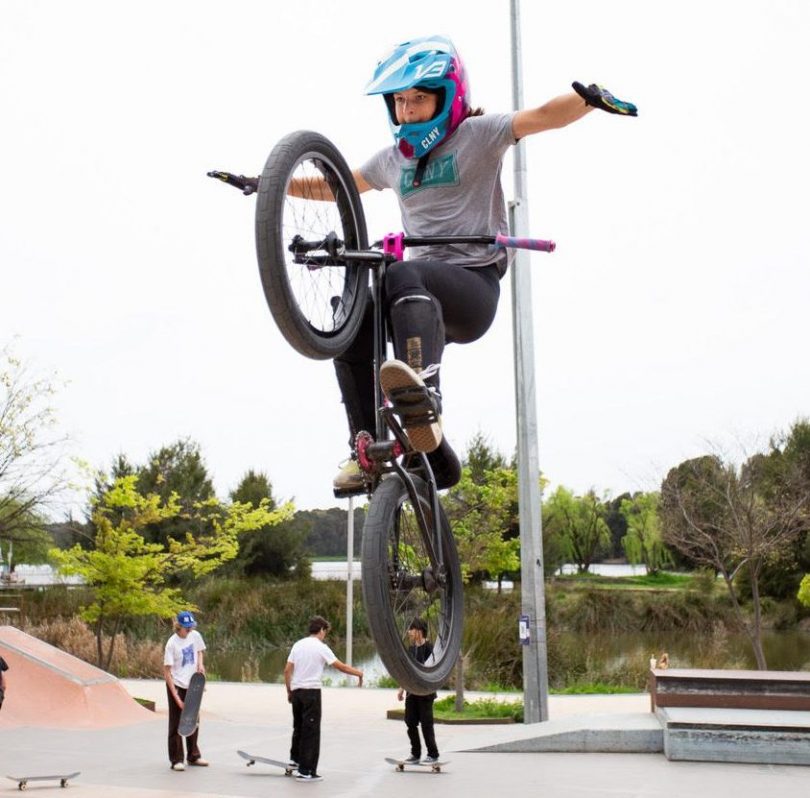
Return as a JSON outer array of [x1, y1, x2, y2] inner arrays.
[[177, 611, 197, 628]]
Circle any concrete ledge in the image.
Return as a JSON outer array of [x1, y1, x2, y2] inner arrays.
[[658, 707, 810, 765]]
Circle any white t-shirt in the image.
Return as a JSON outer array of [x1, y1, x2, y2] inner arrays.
[[286, 636, 337, 690], [164, 630, 206, 689]]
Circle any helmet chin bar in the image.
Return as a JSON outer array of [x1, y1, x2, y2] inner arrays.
[[367, 35, 469, 158]]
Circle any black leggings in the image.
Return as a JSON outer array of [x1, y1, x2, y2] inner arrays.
[[334, 260, 501, 443]]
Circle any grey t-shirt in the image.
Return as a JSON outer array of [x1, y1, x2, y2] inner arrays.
[[360, 112, 517, 273]]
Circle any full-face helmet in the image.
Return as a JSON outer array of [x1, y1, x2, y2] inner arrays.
[[365, 35, 470, 158]]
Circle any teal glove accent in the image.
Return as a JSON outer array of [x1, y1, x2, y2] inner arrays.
[[572, 82, 638, 116]]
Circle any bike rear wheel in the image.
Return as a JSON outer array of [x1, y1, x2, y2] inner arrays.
[[255, 130, 369, 360], [362, 474, 463, 694]]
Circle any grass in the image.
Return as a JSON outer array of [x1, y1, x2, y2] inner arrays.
[[553, 571, 695, 591], [433, 695, 523, 722], [550, 682, 641, 695]]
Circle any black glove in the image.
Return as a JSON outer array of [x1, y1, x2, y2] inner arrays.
[[572, 82, 637, 116]]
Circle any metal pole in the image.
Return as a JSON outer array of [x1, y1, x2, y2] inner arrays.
[[346, 496, 354, 667], [510, 0, 550, 723]]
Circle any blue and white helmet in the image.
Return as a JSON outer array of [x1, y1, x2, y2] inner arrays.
[[365, 35, 470, 159]]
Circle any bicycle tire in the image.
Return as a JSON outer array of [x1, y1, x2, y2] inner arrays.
[[362, 474, 464, 694], [255, 130, 369, 360]]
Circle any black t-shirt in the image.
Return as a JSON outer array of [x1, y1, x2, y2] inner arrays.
[[409, 641, 433, 665], [407, 642, 436, 699]]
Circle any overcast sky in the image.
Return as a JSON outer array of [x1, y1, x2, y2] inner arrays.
[[2, 0, 808, 515]]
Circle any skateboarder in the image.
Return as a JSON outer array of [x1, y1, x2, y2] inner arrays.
[[163, 610, 209, 771], [284, 616, 364, 782], [396, 618, 440, 764], [0, 654, 8, 711]]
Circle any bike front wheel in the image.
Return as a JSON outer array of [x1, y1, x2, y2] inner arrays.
[[255, 130, 369, 360], [362, 475, 464, 694]]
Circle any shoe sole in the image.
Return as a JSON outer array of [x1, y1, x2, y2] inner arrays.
[[380, 361, 442, 453]]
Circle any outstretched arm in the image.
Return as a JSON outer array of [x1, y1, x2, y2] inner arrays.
[[332, 659, 364, 687], [512, 83, 637, 139], [513, 92, 592, 139], [287, 169, 372, 200], [207, 168, 372, 201]]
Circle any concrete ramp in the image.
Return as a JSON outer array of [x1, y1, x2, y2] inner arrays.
[[0, 625, 156, 729], [458, 712, 664, 754]]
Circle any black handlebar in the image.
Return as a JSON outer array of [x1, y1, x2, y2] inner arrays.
[[207, 171, 258, 196]]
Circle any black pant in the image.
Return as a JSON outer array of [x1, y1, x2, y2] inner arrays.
[[405, 693, 438, 759], [166, 684, 202, 765], [290, 689, 322, 776], [334, 261, 501, 444]]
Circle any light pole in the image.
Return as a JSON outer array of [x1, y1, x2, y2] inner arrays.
[[509, 0, 550, 723], [346, 496, 354, 666]]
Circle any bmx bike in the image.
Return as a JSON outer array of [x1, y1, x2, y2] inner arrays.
[[209, 130, 554, 694]]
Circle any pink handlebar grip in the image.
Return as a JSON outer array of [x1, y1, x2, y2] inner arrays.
[[495, 233, 556, 253]]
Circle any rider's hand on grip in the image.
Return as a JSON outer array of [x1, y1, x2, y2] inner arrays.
[[572, 82, 638, 116]]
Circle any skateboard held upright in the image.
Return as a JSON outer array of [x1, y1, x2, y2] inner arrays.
[[178, 672, 205, 737]]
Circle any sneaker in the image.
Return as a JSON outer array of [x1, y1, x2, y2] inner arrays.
[[171, 762, 186, 771], [188, 758, 209, 766], [422, 755, 439, 764], [295, 773, 323, 782], [288, 761, 299, 768], [380, 360, 442, 453], [404, 754, 421, 764], [332, 458, 365, 494]]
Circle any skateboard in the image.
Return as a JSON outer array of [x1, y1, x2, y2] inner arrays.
[[385, 757, 448, 773], [6, 772, 80, 790], [237, 750, 296, 776], [178, 672, 205, 737]]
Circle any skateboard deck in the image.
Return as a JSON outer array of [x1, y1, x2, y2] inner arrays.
[[237, 750, 296, 776], [178, 672, 205, 737], [7, 771, 80, 790], [385, 757, 448, 773]]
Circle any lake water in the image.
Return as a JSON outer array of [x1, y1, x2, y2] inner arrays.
[[207, 627, 810, 685], [310, 561, 648, 585]]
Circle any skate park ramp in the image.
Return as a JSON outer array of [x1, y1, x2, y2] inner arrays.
[[0, 625, 156, 729]]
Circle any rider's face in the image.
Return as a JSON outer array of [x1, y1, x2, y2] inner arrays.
[[392, 89, 438, 124]]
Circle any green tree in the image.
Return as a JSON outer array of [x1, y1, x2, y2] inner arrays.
[[660, 451, 808, 669], [619, 492, 672, 575], [136, 439, 216, 546], [51, 475, 292, 669], [0, 345, 68, 565], [445, 465, 520, 590], [464, 431, 509, 485], [604, 493, 631, 559], [542, 486, 611, 573], [229, 470, 307, 577], [771, 419, 810, 609]]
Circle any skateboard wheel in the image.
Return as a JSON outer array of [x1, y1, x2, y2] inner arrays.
[[396, 764, 404, 772]]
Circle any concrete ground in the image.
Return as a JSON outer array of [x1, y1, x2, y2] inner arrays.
[[1, 681, 808, 798]]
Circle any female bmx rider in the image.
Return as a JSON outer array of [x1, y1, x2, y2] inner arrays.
[[330, 34, 637, 494]]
